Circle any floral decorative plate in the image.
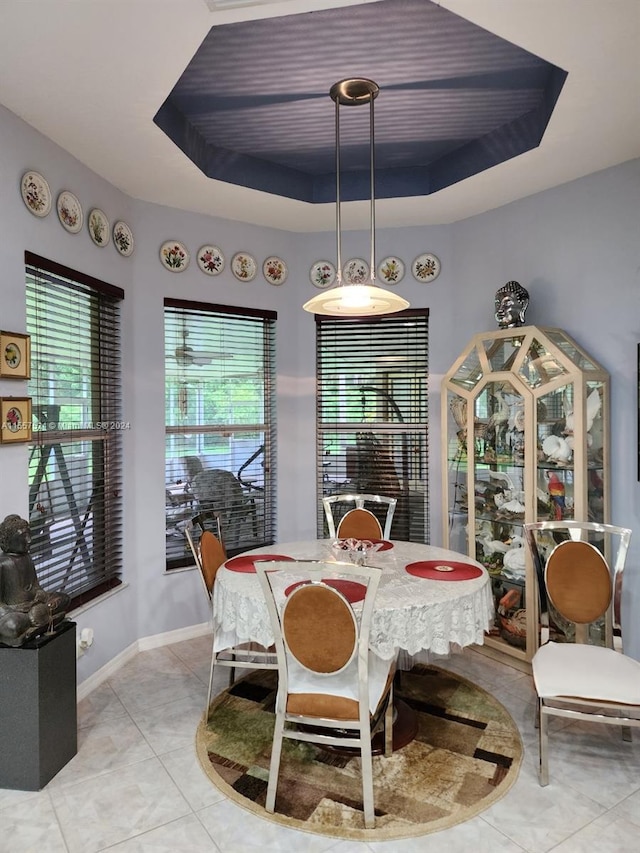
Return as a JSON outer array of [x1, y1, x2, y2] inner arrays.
[[57, 190, 83, 233], [197, 245, 225, 276], [21, 170, 51, 217], [113, 220, 134, 256], [231, 252, 257, 282], [310, 260, 336, 289], [412, 252, 441, 282], [263, 256, 287, 285], [87, 208, 110, 247], [344, 258, 370, 284], [4, 344, 20, 369], [377, 256, 405, 284], [160, 240, 190, 272]]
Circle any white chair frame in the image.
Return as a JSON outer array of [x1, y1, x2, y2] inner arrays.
[[524, 520, 638, 785], [256, 559, 395, 829], [184, 512, 278, 720], [322, 493, 397, 539]]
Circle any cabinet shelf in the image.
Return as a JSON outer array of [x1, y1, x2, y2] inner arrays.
[[442, 326, 609, 667]]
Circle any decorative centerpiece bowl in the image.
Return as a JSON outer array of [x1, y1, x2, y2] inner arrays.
[[330, 538, 383, 565]]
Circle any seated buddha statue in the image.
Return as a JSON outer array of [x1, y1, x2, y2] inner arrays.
[[0, 514, 70, 647]]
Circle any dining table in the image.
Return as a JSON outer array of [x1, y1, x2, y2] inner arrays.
[[213, 538, 494, 665], [213, 538, 494, 752]]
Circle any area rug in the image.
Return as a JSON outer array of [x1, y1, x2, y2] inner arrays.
[[195, 664, 523, 841]]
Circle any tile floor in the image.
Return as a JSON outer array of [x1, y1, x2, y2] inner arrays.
[[2, 636, 639, 853]]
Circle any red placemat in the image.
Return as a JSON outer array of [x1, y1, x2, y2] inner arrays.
[[225, 554, 294, 573], [285, 578, 367, 604], [405, 560, 484, 581], [369, 539, 394, 551]]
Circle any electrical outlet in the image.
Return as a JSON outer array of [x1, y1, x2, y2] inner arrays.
[[78, 627, 94, 651]]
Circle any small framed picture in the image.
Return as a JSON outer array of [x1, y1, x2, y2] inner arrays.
[[0, 331, 31, 379], [0, 397, 32, 443]]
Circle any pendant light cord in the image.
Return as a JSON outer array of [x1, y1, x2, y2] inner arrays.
[[335, 94, 342, 285], [369, 93, 376, 284]]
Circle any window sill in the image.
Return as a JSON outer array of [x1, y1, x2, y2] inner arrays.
[[68, 582, 130, 619]]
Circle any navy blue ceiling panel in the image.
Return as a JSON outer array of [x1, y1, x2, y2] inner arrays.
[[154, 0, 567, 203]]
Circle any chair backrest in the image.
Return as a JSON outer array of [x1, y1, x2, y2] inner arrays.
[[283, 583, 358, 675], [184, 514, 227, 600], [524, 521, 631, 648], [256, 560, 383, 708], [192, 469, 244, 511], [323, 493, 397, 539], [337, 508, 383, 540]]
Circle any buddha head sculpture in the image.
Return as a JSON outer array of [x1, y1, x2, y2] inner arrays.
[[494, 281, 529, 329]]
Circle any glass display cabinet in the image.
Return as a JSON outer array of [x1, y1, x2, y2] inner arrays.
[[442, 327, 609, 668]]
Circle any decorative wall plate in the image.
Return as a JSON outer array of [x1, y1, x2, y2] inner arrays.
[[113, 220, 134, 256], [412, 252, 441, 282], [57, 190, 83, 233], [87, 208, 110, 247], [21, 170, 52, 217], [344, 258, 369, 284], [160, 240, 190, 272], [377, 256, 405, 284], [231, 252, 257, 282], [197, 245, 225, 276], [263, 256, 287, 285], [0, 331, 31, 379], [310, 260, 336, 289], [0, 396, 32, 443]]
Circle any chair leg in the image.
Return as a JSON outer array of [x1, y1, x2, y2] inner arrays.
[[538, 698, 549, 786], [265, 711, 285, 814], [205, 633, 217, 724], [360, 731, 375, 829], [384, 685, 394, 758]]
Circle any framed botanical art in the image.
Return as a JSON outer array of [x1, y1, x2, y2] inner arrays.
[[0, 397, 32, 443], [0, 331, 31, 379]]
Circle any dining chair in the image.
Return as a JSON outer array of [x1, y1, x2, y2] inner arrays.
[[323, 493, 397, 540], [255, 559, 395, 829], [524, 520, 639, 785], [184, 512, 277, 720]]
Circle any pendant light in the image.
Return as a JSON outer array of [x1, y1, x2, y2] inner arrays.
[[303, 78, 410, 317]]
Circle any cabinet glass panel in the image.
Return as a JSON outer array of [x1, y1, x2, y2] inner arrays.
[[519, 337, 568, 389], [545, 329, 599, 371], [482, 335, 526, 373], [450, 348, 482, 391], [446, 390, 469, 554]]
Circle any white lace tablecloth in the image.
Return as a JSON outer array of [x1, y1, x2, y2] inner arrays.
[[213, 540, 494, 661]]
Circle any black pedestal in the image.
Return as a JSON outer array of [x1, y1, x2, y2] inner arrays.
[[0, 621, 77, 790]]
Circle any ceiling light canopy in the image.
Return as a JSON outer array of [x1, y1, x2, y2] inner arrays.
[[303, 78, 409, 318]]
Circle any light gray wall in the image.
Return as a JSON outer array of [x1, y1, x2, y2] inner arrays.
[[1, 101, 639, 675]]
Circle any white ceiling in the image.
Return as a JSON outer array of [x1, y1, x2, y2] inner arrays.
[[1, 0, 638, 233]]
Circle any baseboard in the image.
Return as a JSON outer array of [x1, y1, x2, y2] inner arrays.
[[76, 621, 210, 701], [137, 621, 210, 651]]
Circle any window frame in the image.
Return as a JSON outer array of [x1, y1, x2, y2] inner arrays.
[[315, 308, 430, 543], [164, 298, 277, 569], [25, 251, 124, 608]]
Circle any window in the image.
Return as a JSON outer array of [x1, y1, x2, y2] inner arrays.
[[25, 252, 124, 607], [316, 309, 429, 542], [164, 299, 276, 568]]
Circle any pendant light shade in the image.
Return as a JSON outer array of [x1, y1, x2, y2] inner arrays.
[[303, 79, 410, 317]]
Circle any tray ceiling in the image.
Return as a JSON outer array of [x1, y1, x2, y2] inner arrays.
[[0, 0, 638, 232]]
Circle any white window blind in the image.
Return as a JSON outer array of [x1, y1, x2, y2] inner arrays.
[[26, 252, 124, 606], [164, 299, 276, 567], [316, 310, 429, 542]]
